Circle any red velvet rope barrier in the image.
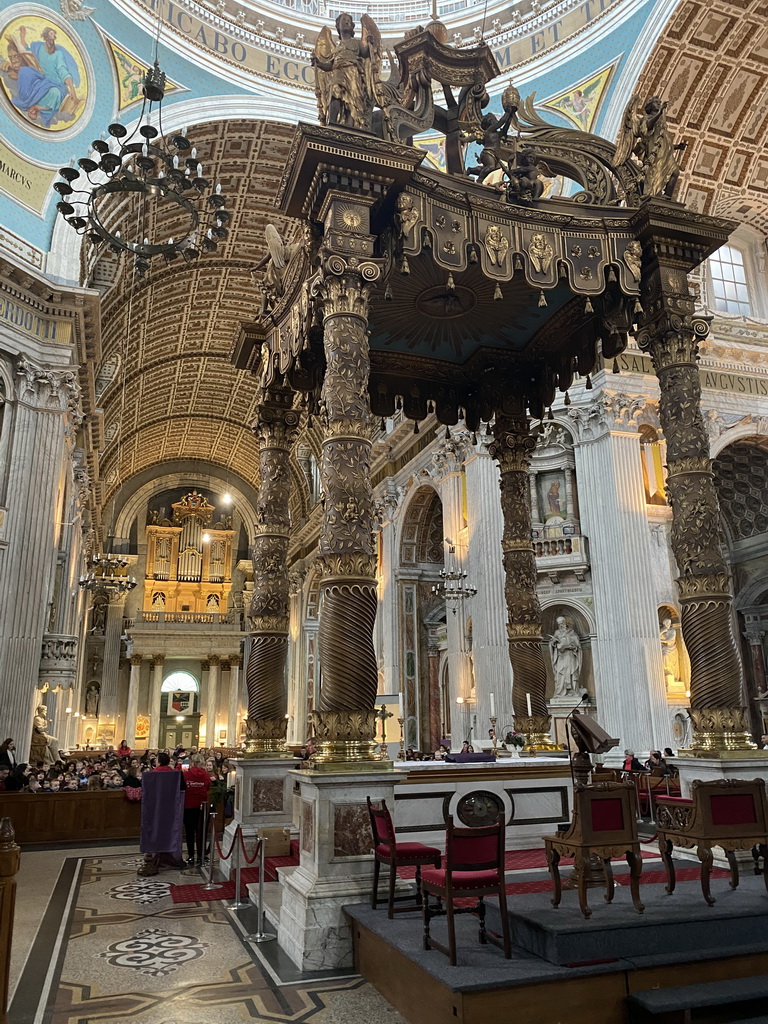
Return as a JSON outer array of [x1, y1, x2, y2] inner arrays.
[[239, 830, 262, 866], [214, 824, 239, 862]]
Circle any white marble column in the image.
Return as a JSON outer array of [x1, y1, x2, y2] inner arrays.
[[431, 432, 475, 744], [206, 655, 220, 747], [124, 654, 142, 747], [147, 655, 165, 750], [568, 393, 668, 756], [287, 570, 307, 746], [98, 594, 127, 729], [227, 654, 241, 748], [0, 359, 79, 758], [464, 444, 515, 734], [375, 487, 401, 696]]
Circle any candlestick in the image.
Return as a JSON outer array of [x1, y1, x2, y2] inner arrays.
[[526, 692, 532, 717], [396, 717, 405, 761], [398, 692, 404, 718], [489, 691, 495, 718], [489, 716, 498, 755]]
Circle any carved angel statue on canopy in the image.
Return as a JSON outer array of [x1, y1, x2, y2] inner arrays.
[[255, 224, 300, 314], [615, 95, 686, 199], [312, 12, 384, 132]]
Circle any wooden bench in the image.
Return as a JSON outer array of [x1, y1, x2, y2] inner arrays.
[[656, 778, 768, 906], [0, 790, 141, 845]]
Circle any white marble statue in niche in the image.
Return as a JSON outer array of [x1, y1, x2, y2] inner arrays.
[[549, 616, 583, 698], [660, 616, 681, 685]]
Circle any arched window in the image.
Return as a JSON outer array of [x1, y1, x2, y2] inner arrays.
[[161, 671, 199, 693]]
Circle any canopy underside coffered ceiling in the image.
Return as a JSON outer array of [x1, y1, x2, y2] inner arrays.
[[91, 119, 301, 507], [636, 0, 768, 234]]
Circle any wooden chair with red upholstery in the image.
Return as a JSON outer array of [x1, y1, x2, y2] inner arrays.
[[543, 781, 645, 919], [367, 796, 441, 919], [421, 815, 511, 966], [655, 778, 768, 906]]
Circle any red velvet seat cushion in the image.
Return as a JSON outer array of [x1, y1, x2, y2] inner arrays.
[[421, 868, 500, 891], [710, 794, 757, 826], [375, 842, 441, 861], [590, 798, 624, 832]]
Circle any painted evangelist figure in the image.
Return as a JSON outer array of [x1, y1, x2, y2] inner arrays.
[[0, 15, 87, 131]]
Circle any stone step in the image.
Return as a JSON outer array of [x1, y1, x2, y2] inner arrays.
[[627, 975, 768, 1024]]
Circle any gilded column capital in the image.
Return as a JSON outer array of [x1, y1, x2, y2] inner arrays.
[[201, 659, 211, 671], [229, 654, 242, 668], [208, 655, 221, 667], [151, 654, 165, 667], [129, 653, 143, 667]]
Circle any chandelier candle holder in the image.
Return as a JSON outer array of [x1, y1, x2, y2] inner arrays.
[[431, 544, 477, 613], [54, 62, 228, 278], [79, 552, 137, 595]]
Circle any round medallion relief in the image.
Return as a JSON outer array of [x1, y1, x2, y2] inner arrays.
[[415, 284, 476, 319], [455, 790, 504, 828]]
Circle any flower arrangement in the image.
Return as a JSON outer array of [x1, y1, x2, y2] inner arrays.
[[504, 730, 526, 749]]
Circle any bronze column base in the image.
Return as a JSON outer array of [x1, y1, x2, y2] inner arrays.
[[308, 709, 391, 772], [515, 714, 562, 753], [243, 715, 290, 758], [683, 707, 758, 756]]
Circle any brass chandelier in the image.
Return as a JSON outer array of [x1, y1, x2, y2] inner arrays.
[[79, 551, 137, 595], [53, 62, 228, 278], [431, 543, 477, 613]]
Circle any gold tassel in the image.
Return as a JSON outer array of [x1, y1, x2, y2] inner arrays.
[[585, 375, 593, 390], [380, 417, 386, 430], [564, 392, 571, 406], [447, 273, 455, 291], [413, 420, 420, 434], [400, 256, 410, 275], [472, 431, 478, 444], [538, 290, 547, 307], [585, 297, 594, 313], [612, 358, 620, 374], [547, 407, 554, 421], [634, 299, 643, 314], [469, 246, 478, 263], [608, 268, 617, 282], [494, 283, 503, 301], [559, 262, 568, 278], [515, 254, 523, 270], [384, 283, 393, 301], [445, 426, 451, 440]]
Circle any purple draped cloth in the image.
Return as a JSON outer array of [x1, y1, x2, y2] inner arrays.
[[445, 753, 496, 763], [140, 769, 184, 857]]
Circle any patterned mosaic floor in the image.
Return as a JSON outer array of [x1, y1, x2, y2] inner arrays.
[[10, 852, 406, 1024]]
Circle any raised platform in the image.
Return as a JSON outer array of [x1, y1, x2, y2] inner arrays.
[[345, 873, 768, 1024]]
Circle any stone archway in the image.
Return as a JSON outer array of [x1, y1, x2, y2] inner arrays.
[[713, 437, 768, 740]]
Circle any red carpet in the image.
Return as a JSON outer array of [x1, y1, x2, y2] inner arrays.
[[170, 839, 301, 903]]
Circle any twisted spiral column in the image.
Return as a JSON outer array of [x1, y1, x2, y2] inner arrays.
[[244, 383, 299, 756], [637, 257, 751, 752], [312, 256, 384, 767], [489, 406, 556, 750]]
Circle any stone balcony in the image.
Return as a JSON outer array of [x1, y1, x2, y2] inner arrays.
[[532, 531, 590, 584], [125, 610, 246, 631], [38, 633, 79, 689]]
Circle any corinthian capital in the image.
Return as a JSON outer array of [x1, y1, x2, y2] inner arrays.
[[252, 384, 301, 448], [567, 391, 646, 441], [15, 356, 82, 414]]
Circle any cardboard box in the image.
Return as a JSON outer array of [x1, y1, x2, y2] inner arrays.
[[257, 826, 291, 858]]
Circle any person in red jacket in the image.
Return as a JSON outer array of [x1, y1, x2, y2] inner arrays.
[[183, 753, 211, 865]]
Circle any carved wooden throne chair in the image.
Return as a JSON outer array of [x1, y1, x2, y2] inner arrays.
[[655, 778, 768, 906], [543, 781, 644, 919]]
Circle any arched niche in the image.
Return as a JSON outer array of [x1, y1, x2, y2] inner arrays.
[[398, 484, 444, 567], [541, 602, 594, 703], [658, 603, 688, 699]]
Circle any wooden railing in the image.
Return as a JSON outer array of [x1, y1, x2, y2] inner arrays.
[[0, 791, 141, 845]]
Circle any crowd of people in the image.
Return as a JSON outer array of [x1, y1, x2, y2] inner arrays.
[[0, 736, 234, 798], [621, 747, 678, 775]]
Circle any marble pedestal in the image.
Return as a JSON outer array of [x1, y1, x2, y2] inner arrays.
[[220, 757, 296, 874], [277, 768, 410, 971], [675, 753, 768, 796]]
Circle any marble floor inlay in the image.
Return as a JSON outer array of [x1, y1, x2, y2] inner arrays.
[[9, 848, 406, 1024]]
